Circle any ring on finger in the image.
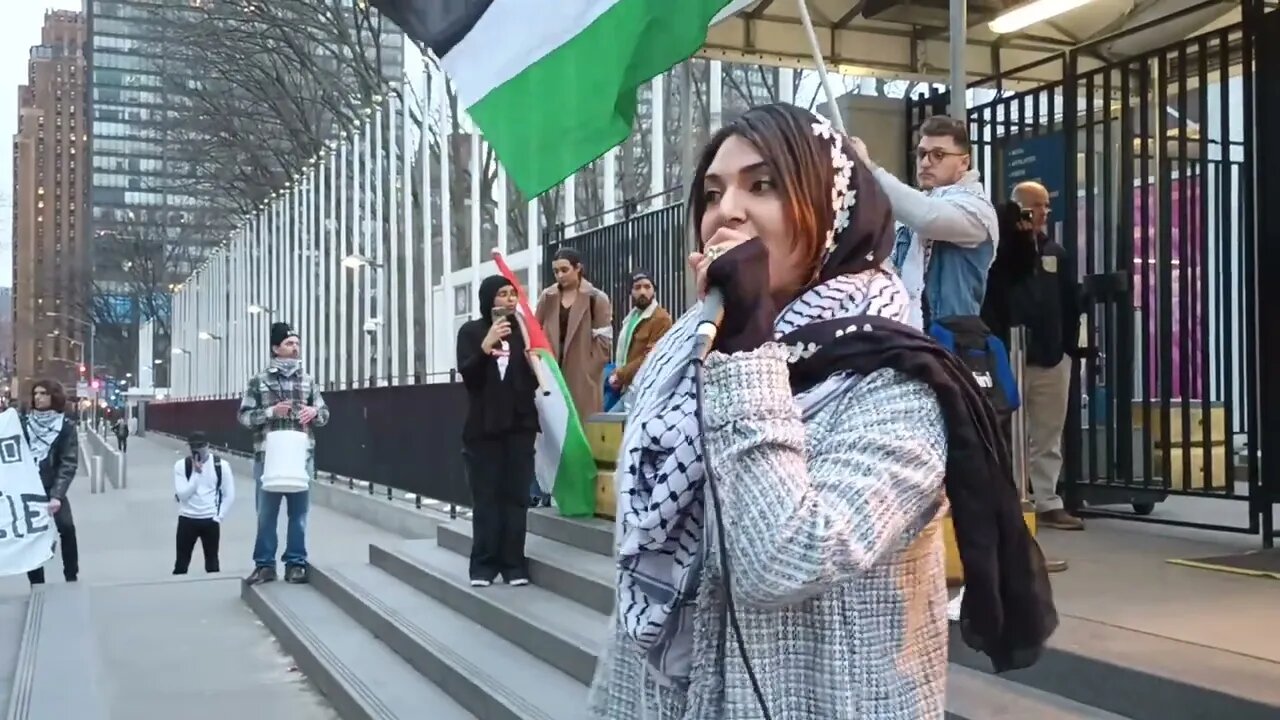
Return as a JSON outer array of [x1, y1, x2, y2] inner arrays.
[[704, 246, 728, 262]]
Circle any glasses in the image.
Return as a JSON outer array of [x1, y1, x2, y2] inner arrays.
[[916, 148, 969, 164]]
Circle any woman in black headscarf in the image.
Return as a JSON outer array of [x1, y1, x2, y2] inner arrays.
[[589, 103, 1054, 720], [455, 275, 539, 587]]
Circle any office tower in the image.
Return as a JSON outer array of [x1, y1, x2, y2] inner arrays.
[[86, 0, 404, 381], [13, 10, 88, 398]]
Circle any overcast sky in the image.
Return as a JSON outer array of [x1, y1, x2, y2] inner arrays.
[[1, 1, 82, 288]]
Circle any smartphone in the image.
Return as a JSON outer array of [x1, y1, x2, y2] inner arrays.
[[491, 307, 515, 323], [1020, 208, 1034, 222]]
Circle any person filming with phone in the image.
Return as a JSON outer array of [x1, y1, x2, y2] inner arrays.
[[172, 432, 235, 574], [983, 181, 1085, 532], [456, 275, 538, 588]]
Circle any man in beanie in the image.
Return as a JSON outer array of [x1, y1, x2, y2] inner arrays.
[[605, 270, 672, 410], [238, 322, 329, 585]]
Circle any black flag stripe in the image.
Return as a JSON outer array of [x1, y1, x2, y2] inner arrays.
[[369, 0, 495, 58]]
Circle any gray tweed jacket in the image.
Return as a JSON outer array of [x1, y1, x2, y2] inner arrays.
[[588, 346, 949, 719]]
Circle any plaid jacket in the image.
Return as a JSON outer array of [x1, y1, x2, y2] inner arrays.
[[237, 365, 330, 453]]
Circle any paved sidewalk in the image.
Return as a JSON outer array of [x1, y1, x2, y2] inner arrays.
[[0, 433, 405, 720]]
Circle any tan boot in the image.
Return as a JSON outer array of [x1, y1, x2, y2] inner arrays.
[[1038, 509, 1085, 531]]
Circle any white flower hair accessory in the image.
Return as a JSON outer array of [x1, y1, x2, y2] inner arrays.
[[810, 111, 858, 263]]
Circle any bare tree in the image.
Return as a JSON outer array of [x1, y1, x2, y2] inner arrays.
[[147, 0, 395, 215], [86, 225, 207, 378]]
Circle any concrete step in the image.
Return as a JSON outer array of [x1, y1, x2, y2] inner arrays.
[[5, 585, 107, 720], [381, 536, 1133, 719], [437, 521, 615, 615], [946, 664, 1132, 719], [446, 516, 1280, 719], [370, 540, 608, 685], [526, 509, 613, 557], [950, 614, 1280, 720], [311, 562, 590, 720], [0, 596, 27, 715], [241, 578, 475, 720]]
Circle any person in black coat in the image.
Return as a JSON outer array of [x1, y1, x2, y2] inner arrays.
[[23, 379, 80, 585], [456, 274, 539, 587]]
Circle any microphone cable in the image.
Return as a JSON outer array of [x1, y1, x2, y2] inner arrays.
[[692, 355, 774, 720]]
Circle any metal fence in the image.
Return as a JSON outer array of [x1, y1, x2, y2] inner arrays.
[[909, 18, 1275, 542], [146, 378, 473, 509], [542, 202, 690, 329]]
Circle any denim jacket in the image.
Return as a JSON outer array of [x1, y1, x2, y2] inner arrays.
[[879, 169, 1000, 326]]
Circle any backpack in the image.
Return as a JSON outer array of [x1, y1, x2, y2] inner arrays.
[[928, 316, 1020, 419], [184, 456, 224, 516]]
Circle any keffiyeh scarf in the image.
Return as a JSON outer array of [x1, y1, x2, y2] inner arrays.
[[26, 409, 64, 465], [614, 110, 910, 683]]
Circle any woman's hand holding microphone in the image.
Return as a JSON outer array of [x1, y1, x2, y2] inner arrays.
[[688, 229, 775, 354]]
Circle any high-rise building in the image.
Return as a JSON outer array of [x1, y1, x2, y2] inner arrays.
[[86, 0, 405, 381], [0, 287, 14, 397], [13, 10, 88, 399]]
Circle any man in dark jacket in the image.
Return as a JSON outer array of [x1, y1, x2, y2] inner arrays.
[[24, 379, 80, 584], [985, 182, 1085, 531], [456, 275, 539, 587]]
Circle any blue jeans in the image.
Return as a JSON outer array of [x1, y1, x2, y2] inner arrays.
[[252, 453, 311, 568]]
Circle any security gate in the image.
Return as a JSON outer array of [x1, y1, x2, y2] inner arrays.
[[909, 13, 1275, 543]]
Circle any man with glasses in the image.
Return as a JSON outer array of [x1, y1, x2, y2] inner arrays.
[[849, 116, 1001, 330]]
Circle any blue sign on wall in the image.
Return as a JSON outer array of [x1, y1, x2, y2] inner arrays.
[[1003, 132, 1066, 220]]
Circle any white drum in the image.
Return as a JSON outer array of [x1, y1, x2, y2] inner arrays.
[[260, 430, 311, 493]]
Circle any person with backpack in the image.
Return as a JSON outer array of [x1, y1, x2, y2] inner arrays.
[[172, 431, 235, 574], [114, 415, 129, 452]]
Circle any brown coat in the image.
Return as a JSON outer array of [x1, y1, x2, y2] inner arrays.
[[535, 280, 613, 419], [614, 305, 674, 389]]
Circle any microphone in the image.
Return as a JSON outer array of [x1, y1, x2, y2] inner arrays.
[[692, 288, 725, 361]]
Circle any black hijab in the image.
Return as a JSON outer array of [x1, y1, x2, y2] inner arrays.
[[468, 274, 537, 437], [785, 120, 1057, 672]]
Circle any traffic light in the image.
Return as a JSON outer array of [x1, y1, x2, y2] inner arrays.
[[79, 363, 87, 374], [91, 379, 100, 391]]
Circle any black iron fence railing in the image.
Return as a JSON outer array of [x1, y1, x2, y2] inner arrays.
[[908, 20, 1275, 542], [147, 376, 472, 510], [542, 202, 690, 331]]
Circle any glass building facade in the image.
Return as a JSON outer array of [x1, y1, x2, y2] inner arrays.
[[85, 0, 403, 381]]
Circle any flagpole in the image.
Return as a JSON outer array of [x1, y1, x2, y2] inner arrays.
[[794, 0, 846, 134]]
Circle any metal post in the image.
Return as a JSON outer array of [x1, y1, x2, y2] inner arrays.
[[1009, 326, 1030, 502], [795, 0, 846, 132], [949, 0, 968, 120], [90, 455, 103, 494]]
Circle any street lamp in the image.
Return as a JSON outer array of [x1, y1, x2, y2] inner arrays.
[[45, 312, 94, 395]]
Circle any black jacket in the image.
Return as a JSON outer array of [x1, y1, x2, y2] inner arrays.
[[456, 275, 539, 443], [23, 416, 79, 500], [983, 206, 1081, 367]]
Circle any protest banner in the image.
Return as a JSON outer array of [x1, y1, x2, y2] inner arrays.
[[0, 408, 54, 577]]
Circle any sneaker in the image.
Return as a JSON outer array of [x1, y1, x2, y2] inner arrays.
[[245, 566, 277, 585], [284, 566, 309, 584], [1038, 509, 1085, 531], [503, 571, 530, 587], [469, 577, 492, 587], [947, 587, 964, 622]]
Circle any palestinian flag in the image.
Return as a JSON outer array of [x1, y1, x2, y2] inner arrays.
[[491, 251, 598, 518], [370, 0, 741, 198]]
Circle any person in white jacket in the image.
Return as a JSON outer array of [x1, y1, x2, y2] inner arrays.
[[172, 432, 235, 574]]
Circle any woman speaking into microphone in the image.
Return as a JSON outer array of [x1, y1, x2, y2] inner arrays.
[[589, 103, 1054, 720]]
